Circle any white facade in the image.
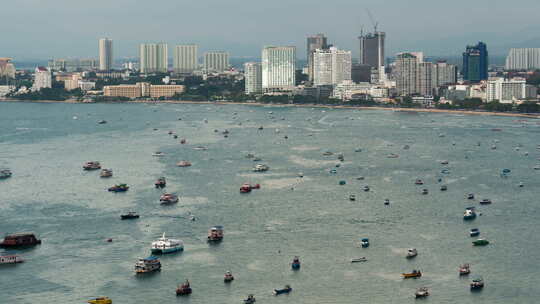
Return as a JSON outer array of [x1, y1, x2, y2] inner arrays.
[[313, 47, 352, 86], [262, 46, 296, 92], [395, 52, 421, 96], [140, 43, 168, 73], [174, 45, 198, 73], [432, 61, 457, 87], [505, 48, 540, 70], [32, 67, 52, 91], [99, 38, 113, 71], [487, 77, 529, 103], [204, 52, 229, 73], [244, 62, 262, 95]]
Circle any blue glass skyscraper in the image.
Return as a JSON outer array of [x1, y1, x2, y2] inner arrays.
[[462, 42, 488, 82]]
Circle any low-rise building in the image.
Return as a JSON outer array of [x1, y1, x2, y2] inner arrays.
[[103, 82, 184, 99], [487, 77, 535, 103], [0, 58, 16, 78]]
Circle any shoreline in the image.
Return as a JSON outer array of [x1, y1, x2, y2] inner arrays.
[[1, 98, 538, 119]]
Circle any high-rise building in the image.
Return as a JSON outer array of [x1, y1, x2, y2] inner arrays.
[[313, 47, 351, 86], [203, 52, 229, 73], [99, 38, 113, 71], [261, 46, 296, 92], [463, 42, 488, 82], [173, 45, 198, 73], [487, 77, 534, 103], [351, 64, 371, 83], [505, 48, 540, 70], [48, 58, 97, 72], [417, 62, 434, 96], [139, 43, 168, 73], [395, 52, 421, 96], [32, 67, 52, 91], [306, 34, 328, 82], [0, 58, 15, 78], [431, 61, 457, 88], [244, 62, 262, 95], [359, 31, 385, 70]]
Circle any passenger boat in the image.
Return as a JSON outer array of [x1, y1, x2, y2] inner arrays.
[[99, 169, 113, 178], [0, 169, 12, 179], [134, 256, 161, 273], [470, 277, 484, 290], [160, 193, 179, 204], [469, 228, 480, 237], [406, 248, 418, 259], [422, 189, 428, 195], [273, 285, 292, 295], [467, 193, 475, 199], [243, 294, 256, 304], [415, 287, 429, 298], [120, 212, 139, 220], [349, 195, 356, 201], [208, 226, 224, 242], [176, 161, 192, 167], [440, 185, 448, 191], [155, 177, 166, 188], [363, 185, 370, 192], [361, 238, 370, 248], [108, 184, 129, 192], [291, 256, 301, 270], [83, 161, 101, 170], [351, 257, 367, 263], [0, 255, 24, 264], [463, 208, 477, 220], [0, 233, 41, 248], [480, 199, 492, 205], [152, 152, 165, 157], [224, 271, 234, 282], [151, 233, 184, 254], [402, 270, 422, 278], [176, 280, 192, 295], [459, 263, 471, 275], [415, 179, 424, 185], [87, 297, 112, 304], [472, 239, 489, 246], [252, 164, 269, 172]]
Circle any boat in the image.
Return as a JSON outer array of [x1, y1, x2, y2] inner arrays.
[[355, 148, 362, 152], [134, 256, 161, 273], [415, 179, 423, 185], [441, 169, 450, 174], [224, 271, 234, 282], [467, 193, 475, 200], [403, 145, 410, 150], [470, 277, 484, 290], [384, 199, 390, 205], [440, 185, 448, 191], [252, 157, 262, 162], [329, 169, 337, 174], [120, 212, 139, 220], [339, 180, 346, 185], [463, 208, 477, 220], [480, 199, 492, 205], [240, 183, 252, 193], [459, 263, 471, 276], [356, 176, 365, 180], [160, 193, 179, 204], [152, 152, 165, 157], [246, 153, 255, 159], [291, 256, 301, 270], [0, 233, 41, 248], [176, 161, 192, 167], [193, 146, 208, 151], [258, 126, 263, 130], [406, 248, 418, 259], [243, 294, 256, 304], [469, 228, 480, 237], [83, 161, 101, 170], [252, 164, 269, 172], [351, 257, 367, 263], [361, 238, 369, 248], [99, 169, 113, 178], [387, 153, 399, 158], [337, 154, 344, 161], [273, 285, 292, 295], [322, 151, 334, 156], [97, 120, 107, 124], [0, 255, 24, 264], [108, 184, 129, 192], [151, 233, 184, 254], [440, 160, 449, 165], [415, 287, 430, 298], [472, 239, 490, 246], [519, 182, 524, 187], [155, 177, 166, 188], [176, 280, 192, 296], [349, 195, 356, 201], [208, 226, 224, 242], [402, 270, 422, 278], [363, 185, 370, 192], [180, 139, 187, 144], [0, 169, 12, 179], [421, 189, 428, 195], [87, 297, 112, 304]]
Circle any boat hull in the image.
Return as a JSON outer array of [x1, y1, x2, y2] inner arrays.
[[151, 247, 183, 254]]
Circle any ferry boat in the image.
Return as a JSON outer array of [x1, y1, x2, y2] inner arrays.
[[415, 287, 429, 298], [208, 226, 224, 242], [83, 161, 101, 170], [472, 239, 489, 246], [151, 233, 184, 254], [120, 212, 139, 220], [273, 285, 292, 295], [99, 169, 113, 178], [160, 193, 179, 204], [291, 256, 301, 270], [108, 184, 129, 192], [176, 161, 192, 167], [0, 169, 12, 179], [87, 297, 112, 304], [0, 255, 24, 264], [480, 199, 492, 205], [351, 257, 367, 263], [470, 277, 484, 290], [244, 294, 256, 304], [224, 271, 234, 282], [463, 208, 477, 220], [0, 233, 41, 248], [469, 228, 480, 237], [134, 256, 161, 273], [459, 263, 471, 275], [406, 248, 418, 259], [361, 238, 370, 248], [415, 179, 424, 185], [155, 177, 166, 188], [252, 164, 269, 172], [176, 280, 192, 296], [402, 270, 422, 278]]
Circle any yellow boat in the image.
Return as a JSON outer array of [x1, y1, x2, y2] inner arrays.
[[402, 270, 422, 278], [88, 297, 112, 304]]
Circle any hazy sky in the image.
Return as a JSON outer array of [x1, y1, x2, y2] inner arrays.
[[3, 0, 540, 60]]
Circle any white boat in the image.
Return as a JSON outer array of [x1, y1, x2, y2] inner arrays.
[[0, 255, 24, 264], [351, 257, 367, 263], [406, 248, 418, 258], [252, 164, 269, 172], [151, 233, 184, 254], [152, 152, 166, 157]]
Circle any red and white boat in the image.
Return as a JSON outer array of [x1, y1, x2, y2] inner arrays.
[[240, 183, 260, 193], [176, 161, 192, 167]]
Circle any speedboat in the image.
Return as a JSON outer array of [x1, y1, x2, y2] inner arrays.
[[440, 185, 448, 191], [291, 256, 301, 270], [467, 193, 475, 200], [160, 193, 179, 204], [387, 153, 399, 158], [152, 152, 165, 157], [176, 280, 192, 296], [349, 195, 356, 201], [180, 139, 187, 144], [351, 257, 367, 263], [384, 199, 390, 205], [120, 212, 139, 220], [415, 179, 424, 185], [193, 146, 208, 151], [339, 180, 346, 185], [470, 277, 484, 290], [0, 169, 12, 179], [402, 270, 422, 278], [463, 208, 477, 220], [108, 184, 129, 192], [361, 238, 369, 248], [469, 228, 480, 237], [421, 189, 428, 195], [224, 271, 234, 283], [273, 285, 292, 295], [134, 256, 161, 273], [83, 161, 101, 170], [480, 199, 492, 205], [252, 164, 269, 172], [151, 233, 184, 254], [208, 226, 224, 242], [459, 263, 471, 276], [244, 294, 256, 304], [322, 151, 333, 156], [155, 177, 166, 188], [97, 120, 107, 124], [100, 169, 113, 178], [176, 161, 192, 167], [363, 185, 370, 192], [329, 169, 337, 174], [519, 182, 524, 187], [415, 287, 429, 298], [0, 255, 24, 264], [88, 297, 112, 304], [406, 248, 418, 259], [440, 160, 449, 165], [472, 239, 489, 246]]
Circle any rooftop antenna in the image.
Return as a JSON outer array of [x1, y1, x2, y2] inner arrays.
[[366, 9, 378, 33]]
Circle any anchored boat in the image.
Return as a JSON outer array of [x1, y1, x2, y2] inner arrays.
[[0, 233, 41, 248], [208, 226, 224, 242], [0, 255, 24, 264], [291, 256, 301, 270], [176, 280, 192, 296], [273, 285, 292, 295], [134, 256, 161, 273], [151, 233, 184, 254], [402, 270, 422, 278], [83, 161, 101, 170], [87, 297, 112, 304]]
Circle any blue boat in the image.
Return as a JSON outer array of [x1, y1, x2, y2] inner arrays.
[[361, 238, 370, 248], [470, 228, 480, 237], [339, 180, 346, 185], [273, 285, 292, 295], [291, 256, 300, 270]]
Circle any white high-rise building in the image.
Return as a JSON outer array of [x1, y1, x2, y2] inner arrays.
[[32, 67, 52, 91], [204, 52, 229, 73], [431, 61, 457, 88], [487, 77, 533, 103], [505, 48, 540, 70], [262, 46, 296, 92], [99, 38, 113, 71], [139, 43, 168, 73], [395, 52, 421, 96], [244, 62, 262, 95], [173, 45, 198, 73], [313, 47, 351, 86]]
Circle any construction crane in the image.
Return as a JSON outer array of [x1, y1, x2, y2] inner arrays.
[[365, 8, 378, 33]]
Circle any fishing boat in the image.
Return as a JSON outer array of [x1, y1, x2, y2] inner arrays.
[[349, 195, 356, 201], [472, 239, 489, 246], [208, 226, 224, 242], [480, 199, 492, 205], [224, 271, 234, 282], [176, 280, 192, 296], [176, 161, 192, 167], [160, 193, 179, 204], [467, 193, 475, 199], [0, 255, 24, 264], [0, 233, 41, 248], [0, 169, 12, 179], [440, 185, 448, 191], [151, 233, 184, 254], [402, 270, 422, 278], [99, 169, 113, 178], [134, 256, 161, 273], [415, 179, 424, 185], [154, 177, 166, 188], [83, 161, 101, 170], [291, 256, 301, 270], [421, 189, 428, 195], [463, 208, 477, 220], [361, 238, 370, 248], [459, 263, 471, 276], [244, 294, 256, 304], [87, 297, 112, 304], [470, 277, 484, 290], [252, 164, 269, 172], [469, 228, 480, 237], [108, 184, 129, 192], [363, 185, 370, 192], [273, 285, 292, 295], [152, 152, 165, 157], [415, 287, 429, 298], [351, 257, 367, 263], [406, 248, 418, 259], [120, 212, 139, 220]]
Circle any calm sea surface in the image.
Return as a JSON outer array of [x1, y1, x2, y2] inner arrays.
[[1, 102, 539, 304]]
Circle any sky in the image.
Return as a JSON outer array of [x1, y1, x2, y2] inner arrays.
[[2, 0, 540, 60]]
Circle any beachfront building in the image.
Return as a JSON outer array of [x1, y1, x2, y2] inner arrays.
[[32, 67, 52, 91], [139, 43, 168, 73], [505, 48, 540, 70], [99, 38, 113, 71], [244, 62, 263, 95], [395, 52, 421, 96], [262, 46, 296, 92], [312, 47, 352, 86], [173, 44, 198, 74], [203, 51, 229, 73], [486, 77, 535, 103], [104, 82, 184, 99]]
